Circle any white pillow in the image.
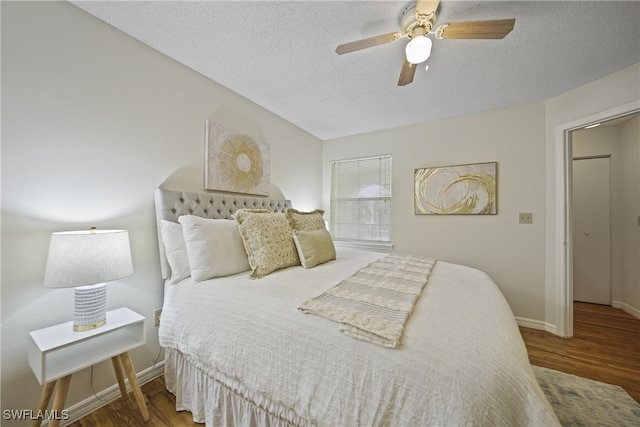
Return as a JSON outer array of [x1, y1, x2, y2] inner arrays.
[[160, 220, 191, 285], [178, 215, 250, 281]]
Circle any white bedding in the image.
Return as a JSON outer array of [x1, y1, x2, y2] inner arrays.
[[159, 248, 559, 426]]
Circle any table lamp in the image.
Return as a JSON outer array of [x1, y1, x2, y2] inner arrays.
[[43, 228, 133, 331]]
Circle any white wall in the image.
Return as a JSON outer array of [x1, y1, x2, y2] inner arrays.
[[1, 1, 322, 421], [324, 103, 549, 323]]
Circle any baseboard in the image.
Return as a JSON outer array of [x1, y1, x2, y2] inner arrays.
[[613, 300, 640, 320], [515, 316, 558, 335], [517, 303, 640, 339], [515, 316, 544, 330], [543, 323, 558, 335], [54, 360, 165, 427]]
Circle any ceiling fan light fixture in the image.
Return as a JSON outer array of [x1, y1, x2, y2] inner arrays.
[[405, 35, 432, 64]]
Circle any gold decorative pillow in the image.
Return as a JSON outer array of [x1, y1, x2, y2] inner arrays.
[[234, 209, 300, 278], [286, 208, 326, 231], [293, 228, 337, 269]]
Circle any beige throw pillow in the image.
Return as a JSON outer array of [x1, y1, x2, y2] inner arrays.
[[293, 228, 337, 269], [234, 210, 300, 278], [286, 208, 326, 231]]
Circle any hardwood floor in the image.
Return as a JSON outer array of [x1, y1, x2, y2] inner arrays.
[[69, 302, 639, 426], [67, 374, 198, 427], [520, 301, 640, 404]]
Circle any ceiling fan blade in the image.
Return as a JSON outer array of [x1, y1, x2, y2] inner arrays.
[[398, 58, 417, 86], [416, 0, 440, 19], [437, 18, 515, 39], [335, 32, 401, 55]]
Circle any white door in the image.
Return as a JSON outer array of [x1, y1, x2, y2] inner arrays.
[[572, 157, 611, 305]]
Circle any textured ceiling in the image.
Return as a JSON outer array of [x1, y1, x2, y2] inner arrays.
[[71, 1, 640, 140]]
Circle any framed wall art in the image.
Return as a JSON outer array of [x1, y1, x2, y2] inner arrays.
[[205, 120, 270, 196], [414, 161, 497, 215]]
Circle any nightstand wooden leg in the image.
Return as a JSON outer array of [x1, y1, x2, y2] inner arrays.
[[118, 352, 150, 422], [49, 374, 71, 427], [111, 355, 128, 398], [32, 381, 56, 427]]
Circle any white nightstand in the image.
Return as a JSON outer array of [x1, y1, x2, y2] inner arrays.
[[28, 307, 149, 427]]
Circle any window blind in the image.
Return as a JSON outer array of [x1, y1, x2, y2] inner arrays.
[[330, 154, 391, 242]]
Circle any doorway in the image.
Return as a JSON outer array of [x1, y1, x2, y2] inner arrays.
[[555, 101, 640, 338]]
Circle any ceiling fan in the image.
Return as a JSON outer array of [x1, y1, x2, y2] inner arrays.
[[335, 0, 515, 86]]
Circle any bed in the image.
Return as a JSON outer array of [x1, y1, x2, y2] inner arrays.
[[154, 188, 559, 426]]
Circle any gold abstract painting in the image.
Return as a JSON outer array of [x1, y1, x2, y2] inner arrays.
[[205, 121, 270, 196], [414, 162, 497, 215]]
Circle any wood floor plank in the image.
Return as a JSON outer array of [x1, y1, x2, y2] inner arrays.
[[520, 302, 640, 404], [69, 301, 639, 424]]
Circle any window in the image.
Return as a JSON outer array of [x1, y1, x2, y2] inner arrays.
[[330, 154, 391, 243]]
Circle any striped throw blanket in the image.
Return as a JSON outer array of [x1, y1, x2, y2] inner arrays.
[[298, 253, 437, 348]]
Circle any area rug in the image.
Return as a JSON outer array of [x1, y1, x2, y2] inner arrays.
[[533, 365, 640, 426]]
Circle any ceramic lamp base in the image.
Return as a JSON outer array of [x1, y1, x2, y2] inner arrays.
[[73, 283, 107, 331]]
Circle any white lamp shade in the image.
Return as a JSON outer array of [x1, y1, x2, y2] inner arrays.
[[405, 35, 433, 64], [44, 229, 133, 288]]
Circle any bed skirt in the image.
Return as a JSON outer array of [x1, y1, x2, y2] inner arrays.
[[164, 348, 307, 427]]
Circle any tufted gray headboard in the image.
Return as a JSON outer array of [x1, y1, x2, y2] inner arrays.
[[154, 188, 292, 279]]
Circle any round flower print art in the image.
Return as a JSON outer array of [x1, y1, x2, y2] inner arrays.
[[218, 134, 264, 192], [205, 121, 270, 195]]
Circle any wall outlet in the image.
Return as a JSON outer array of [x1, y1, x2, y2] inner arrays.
[[519, 212, 533, 224], [153, 309, 162, 327]]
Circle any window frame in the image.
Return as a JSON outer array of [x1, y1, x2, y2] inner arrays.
[[329, 154, 392, 251]]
